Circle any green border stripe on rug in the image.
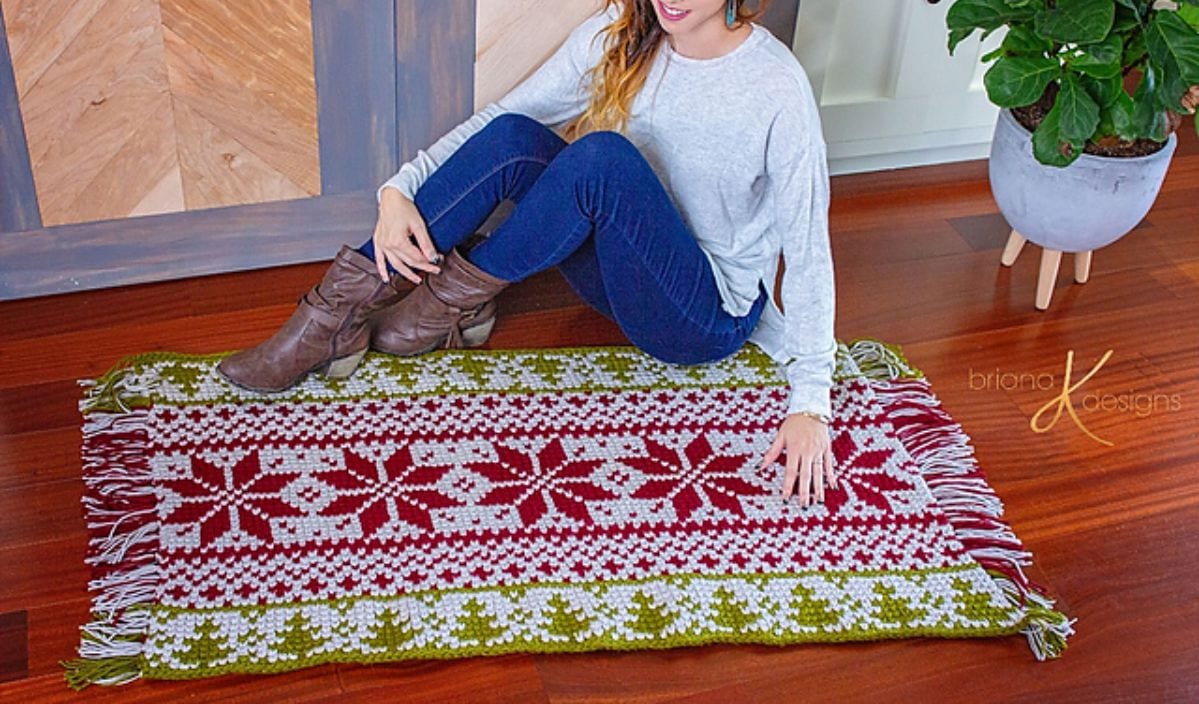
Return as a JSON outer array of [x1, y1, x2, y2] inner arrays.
[[137, 563, 1023, 680], [79, 337, 924, 412]]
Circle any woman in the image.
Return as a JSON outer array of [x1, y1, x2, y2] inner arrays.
[[218, 0, 839, 508]]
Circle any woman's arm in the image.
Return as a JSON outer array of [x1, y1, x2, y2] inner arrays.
[[765, 93, 837, 423], [376, 6, 615, 203], [756, 80, 838, 506]]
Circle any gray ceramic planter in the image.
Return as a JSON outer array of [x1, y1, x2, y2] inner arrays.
[[988, 107, 1177, 252]]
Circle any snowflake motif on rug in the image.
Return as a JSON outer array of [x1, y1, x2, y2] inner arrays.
[[64, 339, 1075, 689]]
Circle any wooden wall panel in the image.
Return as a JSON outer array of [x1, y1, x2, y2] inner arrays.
[[0, 191, 377, 300], [3, 0, 178, 227], [0, 6, 40, 232], [395, 0, 476, 165], [0, 0, 320, 228], [0, 0, 477, 300], [475, 0, 602, 109], [161, 0, 319, 206], [312, 1, 398, 195]]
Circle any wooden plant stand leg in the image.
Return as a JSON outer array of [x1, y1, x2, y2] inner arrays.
[[1036, 248, 1062, 310], [1074, 250, 1092, 284], [1000, 229, 1027, 267]]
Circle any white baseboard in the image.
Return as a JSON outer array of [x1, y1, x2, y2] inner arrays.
[[829, 141, 993, 176]]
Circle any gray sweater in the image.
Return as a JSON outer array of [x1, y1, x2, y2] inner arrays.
[[378, 4, 836, 420]]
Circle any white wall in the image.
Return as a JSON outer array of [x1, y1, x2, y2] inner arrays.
[[793, 0, 1007, 175]]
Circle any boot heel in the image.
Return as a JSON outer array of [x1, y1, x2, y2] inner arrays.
[[462, 317, 496, 347], [322, 348, 367, 379]]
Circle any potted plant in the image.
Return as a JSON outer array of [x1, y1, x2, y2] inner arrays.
[[945, 0, 1199, 309]]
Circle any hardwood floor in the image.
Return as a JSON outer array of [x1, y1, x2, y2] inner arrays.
[[1, 129, 1197, 702]]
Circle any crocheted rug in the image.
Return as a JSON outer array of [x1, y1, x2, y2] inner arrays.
[[65, 338, 1075, 688]]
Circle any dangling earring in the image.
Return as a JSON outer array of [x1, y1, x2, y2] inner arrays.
[[726, 0, 736, 27]]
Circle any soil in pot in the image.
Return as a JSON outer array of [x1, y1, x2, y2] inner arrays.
[[1011, 80, 1170, 158]]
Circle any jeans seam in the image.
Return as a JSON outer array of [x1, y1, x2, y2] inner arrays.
[[423, 154, 553, 231]]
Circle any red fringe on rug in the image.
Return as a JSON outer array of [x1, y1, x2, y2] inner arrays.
[[63, 388, 159, 688], [866, 371, 1076, 660]]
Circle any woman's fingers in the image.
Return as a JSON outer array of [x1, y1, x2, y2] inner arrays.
[[799, 452, 813, 507], [395, 227, 440, 274], [382, 225, 439, 275], [376, 225, 443, 281], [762, 434, 784, 473], [372, 220, 390, 283], [388, 193, 440, 267], [814, 452, 825, 504], [411, 219, 441, 269], [398, 238, 442, 274], [382, 246, 421, 285], [776, 424, 838, 507], [782, 445, 799, 502]]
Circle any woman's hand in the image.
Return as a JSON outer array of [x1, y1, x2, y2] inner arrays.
[[373, 187, 442, 285], [760, 413, 836, 507]]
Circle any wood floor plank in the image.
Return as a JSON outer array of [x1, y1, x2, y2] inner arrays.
[[0, 275, 609, 390], [0, 428, 79, 490], [8, 664, 344, 703], [0, 535, 87, 613], [0, 478, 84, 550], [335, 655, 549, 703], [0, 610, 28, 684], [0, 381, 84, 434]]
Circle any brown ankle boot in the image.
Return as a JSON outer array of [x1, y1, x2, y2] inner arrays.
[[217, 246, 404, 392], [370, 247, 509, 356]]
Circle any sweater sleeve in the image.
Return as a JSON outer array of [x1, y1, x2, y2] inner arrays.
[[376, 7, 612, 203], [764, 88, 837, 421]]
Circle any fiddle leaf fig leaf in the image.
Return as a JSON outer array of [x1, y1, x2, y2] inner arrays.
[[1110, 91, 1139, 141], [946, 0, 1035, 54], [1035, 0, 1116, 44], [1146, 10, 1199, 85], [1032, 98, 1085, 167], [1179, 4, 1199, 33], [1131, 63, 1170, 140], [1114, 0, 1143, 18], [1154, 52, 1192, 113], [1003, 24, 1055, 56], [1073, 35, 1125, 79], [1056, 73, 1102, 142], [984, 56, 1061, 107], [1112, 5, 1142, 33], [1123, 30, 1149, 66], [1079, 73, 1124, 107]]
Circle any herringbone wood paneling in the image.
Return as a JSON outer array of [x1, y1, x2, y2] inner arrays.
[[161, 0, 319, 206], [475, 0, 603, 109], [0, 0, 319, 227]]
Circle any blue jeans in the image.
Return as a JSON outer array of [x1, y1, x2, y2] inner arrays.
[[360, 113, 767, 364]]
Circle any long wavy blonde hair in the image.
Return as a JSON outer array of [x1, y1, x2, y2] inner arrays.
[[561, 0, 770, 140]]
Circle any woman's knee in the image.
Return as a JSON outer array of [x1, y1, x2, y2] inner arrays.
[[558, 130, 643, 172], [478, 112, 565, 156]]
